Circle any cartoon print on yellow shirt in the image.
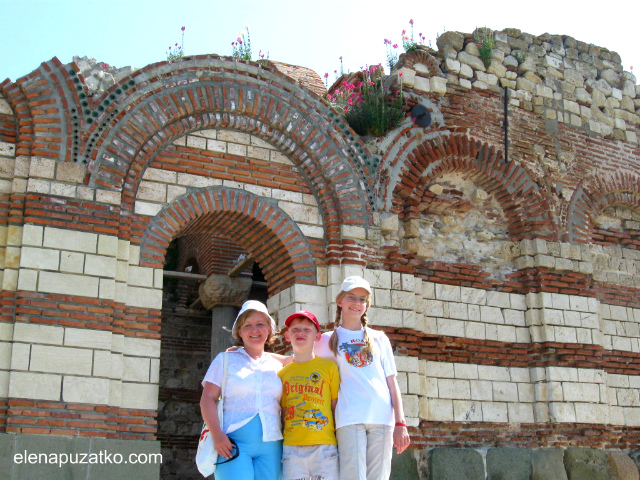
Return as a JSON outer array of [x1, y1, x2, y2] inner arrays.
[[282, 372, 330, 432], [339, 340, 372, 368]]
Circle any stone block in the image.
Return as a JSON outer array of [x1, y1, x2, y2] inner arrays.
[[62, 375, 110, 404], [607, 452, 639, 480], [487, 448, 533, 479], [9, 371, 61, 401], [65, 327, 112, 350], [429, 448, 484, 480], [44, 227, 96, 253], [14, 323, 64, 345], [564, 447, 611, 480], [126, 286, 162, 309], [29, 157, 55, 179], [84, 254, 117, 278], [22, 225, 43, 247], [123, 356, 150, 382], [38, 271, 99, 297], [60, 251, 84, 273], [423, 397, 454, 421], [30, 345, 93, 375], [531, 448, 569, 480], [122, 336, 161, 358], [17, 269, 38, 291], [120, 382, 158, 410]]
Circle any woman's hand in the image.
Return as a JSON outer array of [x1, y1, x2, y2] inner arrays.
[[212, 430, 235, 459], [393, 425, 410, 454]]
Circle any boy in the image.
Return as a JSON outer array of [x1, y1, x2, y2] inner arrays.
[[278, 311, 340, 480]]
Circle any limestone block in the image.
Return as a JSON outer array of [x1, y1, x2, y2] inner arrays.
[[445, 58, 460, 74], [431, 77, 447, 94], [120, 382, 159, 410], [92, 350, 112, 378], [127, 285, 163, 310], [437, 31, 464, 52], [38, 271, 99, 297], [341, 225, 365, 240], [9, 371, 62, 401], [516, 77, 536, 92], [448, 302, 468, 320], [458, 51, 485, 71], [480, 306, 504, 324], [123, 336, 161, 358], [478, 365, 511, 382], [65, 327, 112, 350], [84, 254, 117, 278], [227, 143, 247, 157], [486, 291, 510, 308], [476, 72, 498, 86], [412, 76, 430, 92], [95, 236, 118, 259], [29, 157, 55, 179], [18, 226, 40, 249], [123, 356, 151, 382], [143, 167, 177, 183], [31, 344, 93, 375], [437, 318, 465, 337], [17, 268, 38, 291], [423, 398, 454, 421], [271, 151, 294, 165], [536, 85, 554, 98], [44, 227, 96, 253], [435, 284, 461, 302], [487, 60, 507, 78], [59, 251, 84, 274], [14, 323, 64, 346], [217, 130, 250, 144], [63, 375, 110, 405], [95, 189, 121, 205]]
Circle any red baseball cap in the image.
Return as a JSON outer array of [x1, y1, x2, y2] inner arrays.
[[284, 311, 321, 331]]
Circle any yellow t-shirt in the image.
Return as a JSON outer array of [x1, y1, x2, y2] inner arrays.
[[278, 356, 340, 446]]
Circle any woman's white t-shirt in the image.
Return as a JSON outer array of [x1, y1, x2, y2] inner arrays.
[[315, 326, 397, 429], [202, 348, 283, 442]]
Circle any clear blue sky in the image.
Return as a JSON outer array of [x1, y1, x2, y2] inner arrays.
[[1, 0, 637, 85]]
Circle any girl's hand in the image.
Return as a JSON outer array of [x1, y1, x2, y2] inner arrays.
[[393, 425, 410, 454], [212, 430, 235, 459]]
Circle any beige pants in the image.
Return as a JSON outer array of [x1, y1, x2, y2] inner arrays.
[[336, 424, 394, 480]]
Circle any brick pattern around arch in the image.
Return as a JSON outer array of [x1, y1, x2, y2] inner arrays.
[[139, 187, 316, 295], [388, 133, 555, 240]]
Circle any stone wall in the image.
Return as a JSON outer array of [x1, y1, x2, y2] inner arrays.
[[0, 25, 639, 479]]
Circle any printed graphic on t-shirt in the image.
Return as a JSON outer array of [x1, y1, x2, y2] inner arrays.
[[339, 340, 372, 367], [282, 372, 330, 432]]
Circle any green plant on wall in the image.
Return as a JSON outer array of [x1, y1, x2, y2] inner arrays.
[[474, 27, 494, 67], [231, 25, 252, 60], [327, 65, 404, 137], [166, 26, 186, 61]]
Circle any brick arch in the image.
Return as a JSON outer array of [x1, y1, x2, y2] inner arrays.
[[567, 172, 640, 243], [395, 48, 444, 77], [139, 187, 316, 295], [386, 133, 555, 240], [81, 56, 372, 232]]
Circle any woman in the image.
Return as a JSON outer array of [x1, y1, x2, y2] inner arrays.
[[200, 300, 285, 480], [315, 275, 411, 480]]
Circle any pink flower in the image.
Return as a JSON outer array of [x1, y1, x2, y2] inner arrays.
[[393, 44, 398, 49], [399, 72, 403, 77], [409, 19, 414, 25], [181, 26, 185, 31], [402, 30, 406, 35], [324, 72, 329, 78]]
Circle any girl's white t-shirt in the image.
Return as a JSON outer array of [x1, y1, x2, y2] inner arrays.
[[202, 348, 283, 442], [315, 326, 397, 429]]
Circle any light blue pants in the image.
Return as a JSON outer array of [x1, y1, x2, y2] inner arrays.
[[214, 415, 283, 480]]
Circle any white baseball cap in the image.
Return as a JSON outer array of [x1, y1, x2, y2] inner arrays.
[[232, 300, 277, 335], [340, 276, 371, 294]]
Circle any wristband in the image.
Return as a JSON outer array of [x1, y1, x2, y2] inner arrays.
[[395, 422, 407, 427]]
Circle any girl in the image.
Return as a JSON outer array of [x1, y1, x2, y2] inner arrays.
[[315, 275, 410, 480], [200, 300, 285, 480]]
